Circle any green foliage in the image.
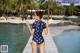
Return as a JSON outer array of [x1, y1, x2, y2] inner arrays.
[[0, 0, 79, 15]]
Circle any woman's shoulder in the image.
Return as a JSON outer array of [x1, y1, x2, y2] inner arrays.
[[40, 20, 46, 26]]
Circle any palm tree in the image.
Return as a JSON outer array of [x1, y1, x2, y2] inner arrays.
[[0, 0, 10, 19], [28, 0, 46, 9], [0, 0, 8, 16]]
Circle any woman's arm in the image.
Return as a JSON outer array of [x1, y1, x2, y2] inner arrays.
[[31, 29, 35, 35], [26, 20, 35, 35], [44, 24, 48, 35], [27, 25, 35, 35]]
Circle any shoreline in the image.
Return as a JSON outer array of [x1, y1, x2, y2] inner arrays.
[[0, 19, 79, 27], [0, 16, 70, 24], [0, 18, 74, 24], [0, 17, 80, 26]]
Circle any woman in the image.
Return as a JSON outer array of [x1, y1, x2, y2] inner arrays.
[[31, 11, 48, 53]]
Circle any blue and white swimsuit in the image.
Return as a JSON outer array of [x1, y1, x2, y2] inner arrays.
[[32, 20, 46, 45]]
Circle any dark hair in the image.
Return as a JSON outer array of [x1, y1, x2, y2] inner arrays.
[[36, 11, 43, 19]]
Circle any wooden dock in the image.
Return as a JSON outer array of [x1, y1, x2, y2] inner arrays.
[[22, 29, 59, 53]]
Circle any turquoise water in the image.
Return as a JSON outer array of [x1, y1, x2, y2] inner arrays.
[[54, 29, 80, 53], [0, 23, 30, 53]]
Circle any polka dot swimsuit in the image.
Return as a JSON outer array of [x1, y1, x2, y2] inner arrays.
[[32, 20, 46, 45]]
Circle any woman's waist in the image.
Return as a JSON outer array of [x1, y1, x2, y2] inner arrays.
[[33, 34, 44, 39], [34, 32, 42, 35]]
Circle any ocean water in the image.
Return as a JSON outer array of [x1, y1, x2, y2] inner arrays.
[[0, 23, 30, 53], [54, 29, 80, 53]]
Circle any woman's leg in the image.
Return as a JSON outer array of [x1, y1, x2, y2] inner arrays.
[[39, 42, 45, 53], [31, 40, 37, 53]]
